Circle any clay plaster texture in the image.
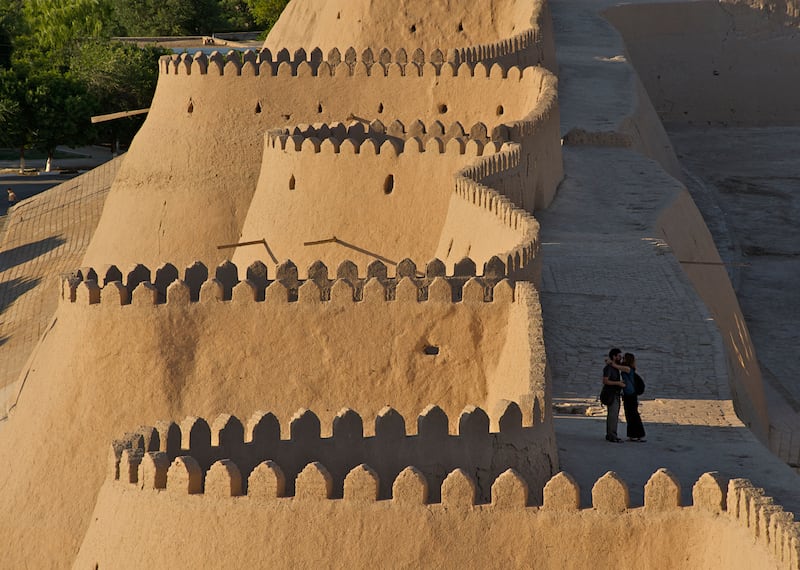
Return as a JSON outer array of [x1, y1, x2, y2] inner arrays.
[[76, 459, 798, 569], [265, 0, 554, 68], [0, 0, 799, 568], [0, 1, 566, 567]]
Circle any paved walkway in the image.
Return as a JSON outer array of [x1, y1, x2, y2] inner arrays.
[[543, 0, 800, 513], [0, 158, 122, 411]]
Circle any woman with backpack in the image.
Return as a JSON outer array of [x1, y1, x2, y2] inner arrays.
[[606, 352, 646, 442]]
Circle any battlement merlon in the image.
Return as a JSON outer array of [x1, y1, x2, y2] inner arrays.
[[84, 462, 800, 569], [108, 437, 800, 547], [108, 401, 547, 465], [60, 256, 531, 306], [259, 66, 556, 148], [108, 401, 554, 502], [158, 30, 544, 78], [265, 120, 508, 152]]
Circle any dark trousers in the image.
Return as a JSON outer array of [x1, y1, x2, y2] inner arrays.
[[605, 394, 620, 439], [622, 393, 645, 439]]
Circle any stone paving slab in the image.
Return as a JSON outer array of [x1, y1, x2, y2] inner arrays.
[[0, 158, 121, 409], [538, 148, 733, 409]]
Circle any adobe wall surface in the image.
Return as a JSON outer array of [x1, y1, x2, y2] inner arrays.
[[264, 0, 555, 69], [604, 1, 800, 126], [230, 63, 560, 274], [0, 267, 552, 566], [75, 464, 799, 569], [232, 130, 532, 273], [82, 54, 560, 271]]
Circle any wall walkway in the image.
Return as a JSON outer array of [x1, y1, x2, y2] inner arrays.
[[542, 0, 800, 513]]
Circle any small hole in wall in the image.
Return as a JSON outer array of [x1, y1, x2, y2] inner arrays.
[[438, 103, 448, 114], [497, 105, 504, 116], [410, 24, 417, 33], [378, 102, 384, 114], [187, 100, 194, 114], [383, 174, 394, 195], [458, 22, 464, 32], [423, 345, 440, 355], [255, 101, 262, 114], [289, 175, 296, 190], [317, 103, 323, 113], [337, 11, 341, 19]]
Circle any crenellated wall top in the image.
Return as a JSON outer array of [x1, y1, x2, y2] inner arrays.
[[61, 256, 523, 307], [158, 45, 546, 79]]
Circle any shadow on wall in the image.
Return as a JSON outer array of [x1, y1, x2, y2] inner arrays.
[[0, 277, 42, 316], [0, 236, 66, 273]]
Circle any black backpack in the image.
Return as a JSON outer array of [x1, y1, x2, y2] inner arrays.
[[634, 372, 645, 396]]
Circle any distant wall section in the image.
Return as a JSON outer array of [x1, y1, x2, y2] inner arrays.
[[605, 1, 800, 126]]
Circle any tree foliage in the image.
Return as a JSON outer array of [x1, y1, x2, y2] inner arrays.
[[26, 70, 97, 157], [70, 41, 165, 110], [113, 0, 223, 36], [21, 0, 114, 51], [0, 0, 25, 67], [244, 0, 290, 31], [0, 67, 31, 151], [70, 40, 168, 145], [0, 66, 93, 164], [0, 0, 291, 158]]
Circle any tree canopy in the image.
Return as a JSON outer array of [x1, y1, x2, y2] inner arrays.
[[244, 0, 290, 31], [0, 0, 291, 165]]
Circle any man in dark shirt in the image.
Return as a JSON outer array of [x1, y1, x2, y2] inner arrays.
[[603, 348, 626, 442]]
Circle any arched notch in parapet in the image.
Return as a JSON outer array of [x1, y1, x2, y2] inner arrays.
[[62, 259, 520, 307], [109, 401, 550, 499], [110, 458, 799, 546], [266, 120, 498, 156], [160, 45, 540, 79]]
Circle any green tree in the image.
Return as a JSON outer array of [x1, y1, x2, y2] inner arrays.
[[21, 0, 115, 52], [244, 0, 289, 32], [70, 40, 167, 150], [0, 0, 25, 66], [112, 0, 224, 36], [0, 67, 37, 169], [217, 0, 256, 31], [27, 70, 98, 170]]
